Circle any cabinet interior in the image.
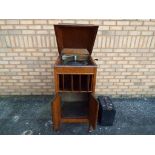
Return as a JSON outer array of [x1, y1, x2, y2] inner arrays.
[[60, 92, 89, 118]]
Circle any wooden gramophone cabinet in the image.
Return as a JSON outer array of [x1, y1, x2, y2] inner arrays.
[[51, 24, 99, 131]]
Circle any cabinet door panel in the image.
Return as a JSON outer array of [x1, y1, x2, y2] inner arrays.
[[51, 94, 61, 131], [89, 94, 99, 130]]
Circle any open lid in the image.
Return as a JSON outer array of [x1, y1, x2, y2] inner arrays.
[[54, 24, 98, 55]]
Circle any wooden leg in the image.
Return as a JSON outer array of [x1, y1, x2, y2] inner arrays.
[[88, 123, 93, 133], [53, 121, 61, 132], [51, 94, 61, 132]]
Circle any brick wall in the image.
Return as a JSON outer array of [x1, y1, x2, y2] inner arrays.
[[0, 19, 155, 96]]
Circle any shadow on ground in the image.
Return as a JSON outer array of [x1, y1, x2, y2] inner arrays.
[[0, 95, 155, 135]]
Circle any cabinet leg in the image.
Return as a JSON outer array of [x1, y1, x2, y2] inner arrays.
[[88, 124, 93, 133], [53, 123, 61, 132]]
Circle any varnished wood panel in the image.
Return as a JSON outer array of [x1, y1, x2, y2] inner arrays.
[[54, 24, 98, 54], [88, 94, 99, 130], [51, 94, 61, 131], [62, 117, 89, 123]]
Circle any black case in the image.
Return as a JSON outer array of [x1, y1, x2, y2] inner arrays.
[[98, 96, 116, 126]]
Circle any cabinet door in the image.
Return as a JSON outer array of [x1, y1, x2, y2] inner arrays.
[[51, 94, 61, 131], [89, 94, 99, 130]]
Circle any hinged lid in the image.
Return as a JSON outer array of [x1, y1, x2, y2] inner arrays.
[[54, 24, 98, 55]]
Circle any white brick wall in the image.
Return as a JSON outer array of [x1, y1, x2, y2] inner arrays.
[[0, 19, 155, 97]]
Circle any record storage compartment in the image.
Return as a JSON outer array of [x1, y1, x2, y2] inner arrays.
[[59, 74, 93, 92]]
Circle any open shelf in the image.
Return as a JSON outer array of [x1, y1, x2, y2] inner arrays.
[[60, 92, 89, 119], [58, 74, 93, 92]]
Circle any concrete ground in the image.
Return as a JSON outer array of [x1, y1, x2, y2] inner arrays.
[[0, 95, 155, 135]]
